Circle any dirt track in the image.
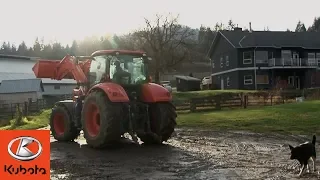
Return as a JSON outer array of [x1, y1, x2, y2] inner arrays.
[[50, 128, 320, 180]]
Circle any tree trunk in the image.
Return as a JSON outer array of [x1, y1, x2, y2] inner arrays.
[[154, 70, 160, 84]]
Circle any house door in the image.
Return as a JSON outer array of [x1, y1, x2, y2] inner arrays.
[[288, 76, 294, 87], [221, 78, 224, 90], [292, 52, 299, 66], [288, 76, 300, 89], [295, 77, 300, 89]]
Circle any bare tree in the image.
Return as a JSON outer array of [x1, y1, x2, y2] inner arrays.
[[133, 13, 197, 83]]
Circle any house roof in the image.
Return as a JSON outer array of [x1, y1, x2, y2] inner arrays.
[[0, 72, 76, 84], [208, 30, 320, 57], [0, 78, 44, 93], [175, 75, 201, 81]]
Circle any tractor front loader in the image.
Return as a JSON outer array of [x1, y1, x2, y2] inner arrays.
[[32, 50, 177, 148]]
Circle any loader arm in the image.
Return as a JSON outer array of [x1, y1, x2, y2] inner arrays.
[[32, 55, 89, 84]]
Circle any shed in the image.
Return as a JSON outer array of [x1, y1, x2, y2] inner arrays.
[[175, 75, 201, 92], [0, 78, 44, 104]]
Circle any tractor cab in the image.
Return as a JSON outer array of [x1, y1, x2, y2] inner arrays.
[[88, 51, 151, 101]]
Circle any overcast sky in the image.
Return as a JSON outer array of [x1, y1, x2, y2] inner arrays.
[[1, 0, 319, 47]]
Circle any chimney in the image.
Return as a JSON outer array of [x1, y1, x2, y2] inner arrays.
[[234, 27, 242, 31], [249, 22, 252, 32]]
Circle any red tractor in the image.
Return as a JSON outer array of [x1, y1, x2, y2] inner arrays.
[[32, 50, 177, 148]]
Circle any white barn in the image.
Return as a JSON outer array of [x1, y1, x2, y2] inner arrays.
[[0, 54, 77, 104]]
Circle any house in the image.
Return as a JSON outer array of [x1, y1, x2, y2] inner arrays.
[[0, 79, 44, 104], [208, 28, 320, 90], [0, 54, 77, 103]]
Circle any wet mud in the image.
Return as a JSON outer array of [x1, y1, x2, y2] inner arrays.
[[50, 128, 320, 180]]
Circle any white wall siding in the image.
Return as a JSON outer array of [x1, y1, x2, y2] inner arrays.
[[0, 92, 42, 104], [0, 59, 35, 73]]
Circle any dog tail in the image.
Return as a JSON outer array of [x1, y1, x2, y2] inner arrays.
[[312, 135, 316, 145]]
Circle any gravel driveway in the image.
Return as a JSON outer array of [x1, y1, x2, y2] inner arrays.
[[50, 128, 320, 180]]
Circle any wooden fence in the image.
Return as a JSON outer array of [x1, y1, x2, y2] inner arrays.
[[173, 89, 320, 112], [0, 99, 50, 121], [1, 88, 320, 121]]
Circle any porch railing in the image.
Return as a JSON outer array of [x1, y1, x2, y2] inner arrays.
[[256, 58, 320, 67]]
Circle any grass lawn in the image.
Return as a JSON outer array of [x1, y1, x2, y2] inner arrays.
[[0, 109, 50, 130], [177, 100, 320, 135], [172, 89, 256, 101]]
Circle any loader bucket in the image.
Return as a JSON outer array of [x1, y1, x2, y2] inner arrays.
[[32, 60, 60, 78]]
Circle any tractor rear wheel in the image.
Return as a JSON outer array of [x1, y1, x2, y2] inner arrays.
[[81, 91, 124, 148], [50, 105, 80, 141], [139, 102, 177, 145]]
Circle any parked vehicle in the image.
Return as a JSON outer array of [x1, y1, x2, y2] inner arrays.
[[161, 81, 172, 93], [201, 76, 212, 89]]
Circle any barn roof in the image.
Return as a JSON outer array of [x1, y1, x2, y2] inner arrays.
[[0, 79, 44, 93], [175, 75, 201, 81], [0, 72, 76, 84], [0, 54, 40, 61]]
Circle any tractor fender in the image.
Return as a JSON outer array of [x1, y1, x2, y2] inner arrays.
[[88, 82, 130, 102], [141, 83, 172, 103], [54, 100, 75, 113]]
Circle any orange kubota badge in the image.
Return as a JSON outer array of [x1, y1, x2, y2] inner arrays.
[[0, 130, 50, 179]]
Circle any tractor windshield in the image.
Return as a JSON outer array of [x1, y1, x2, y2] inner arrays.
[[109, 54, 147, 85]]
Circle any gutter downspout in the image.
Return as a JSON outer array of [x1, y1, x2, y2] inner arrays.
[[254, 47, 258, 90]]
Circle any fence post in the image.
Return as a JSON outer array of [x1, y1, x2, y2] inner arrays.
[[215, 96, 221, 110], [10, 103, 14, 119], [243, 95, 247, 109], [36, 99, 39, 111], [24, 101, 28, 116], [240, 93, 243, 106], [189, 99, 196, 112]]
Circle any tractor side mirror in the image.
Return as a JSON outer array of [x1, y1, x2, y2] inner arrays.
[[144, 57, 152, 63]]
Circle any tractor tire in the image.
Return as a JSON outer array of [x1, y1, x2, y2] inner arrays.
[[50, 105, 80, 141], [139, 102, 177, 145], [81, 91, 124, 148]]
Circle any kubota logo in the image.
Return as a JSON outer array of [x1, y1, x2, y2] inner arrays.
[[7, 136, 43, 161]]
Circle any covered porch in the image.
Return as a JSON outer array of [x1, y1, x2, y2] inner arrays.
[[256, 68, 314, 90]]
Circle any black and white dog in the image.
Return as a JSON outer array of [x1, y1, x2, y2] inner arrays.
[[289, 135, 316, 177]]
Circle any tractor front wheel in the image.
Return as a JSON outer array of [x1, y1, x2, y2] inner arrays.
[[50, 105, 80, 141], [81, 91, 124, 148], [139, 102, 177, 145]]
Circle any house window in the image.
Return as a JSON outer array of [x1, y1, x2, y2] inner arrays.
[[308, 53, 316, 65], [243, 52, 252, 64], [220, 56, 223, 68], [54, 85, 60, 89], [268, 52, 273, 59], [311, 74, 316, 85], [226, 55, 229, 66], [256, 51, 268, 64], [256, 75, 269, 84], [316, 53, 320, 65], [281, 50, 291, 59], [244, 75, 253, 85], [227, 77, 230, 86]]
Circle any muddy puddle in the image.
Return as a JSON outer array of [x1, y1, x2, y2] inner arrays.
[[50, 128, 320, 179]]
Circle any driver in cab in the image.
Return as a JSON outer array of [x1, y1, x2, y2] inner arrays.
[[113, 60, 130, 83]]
